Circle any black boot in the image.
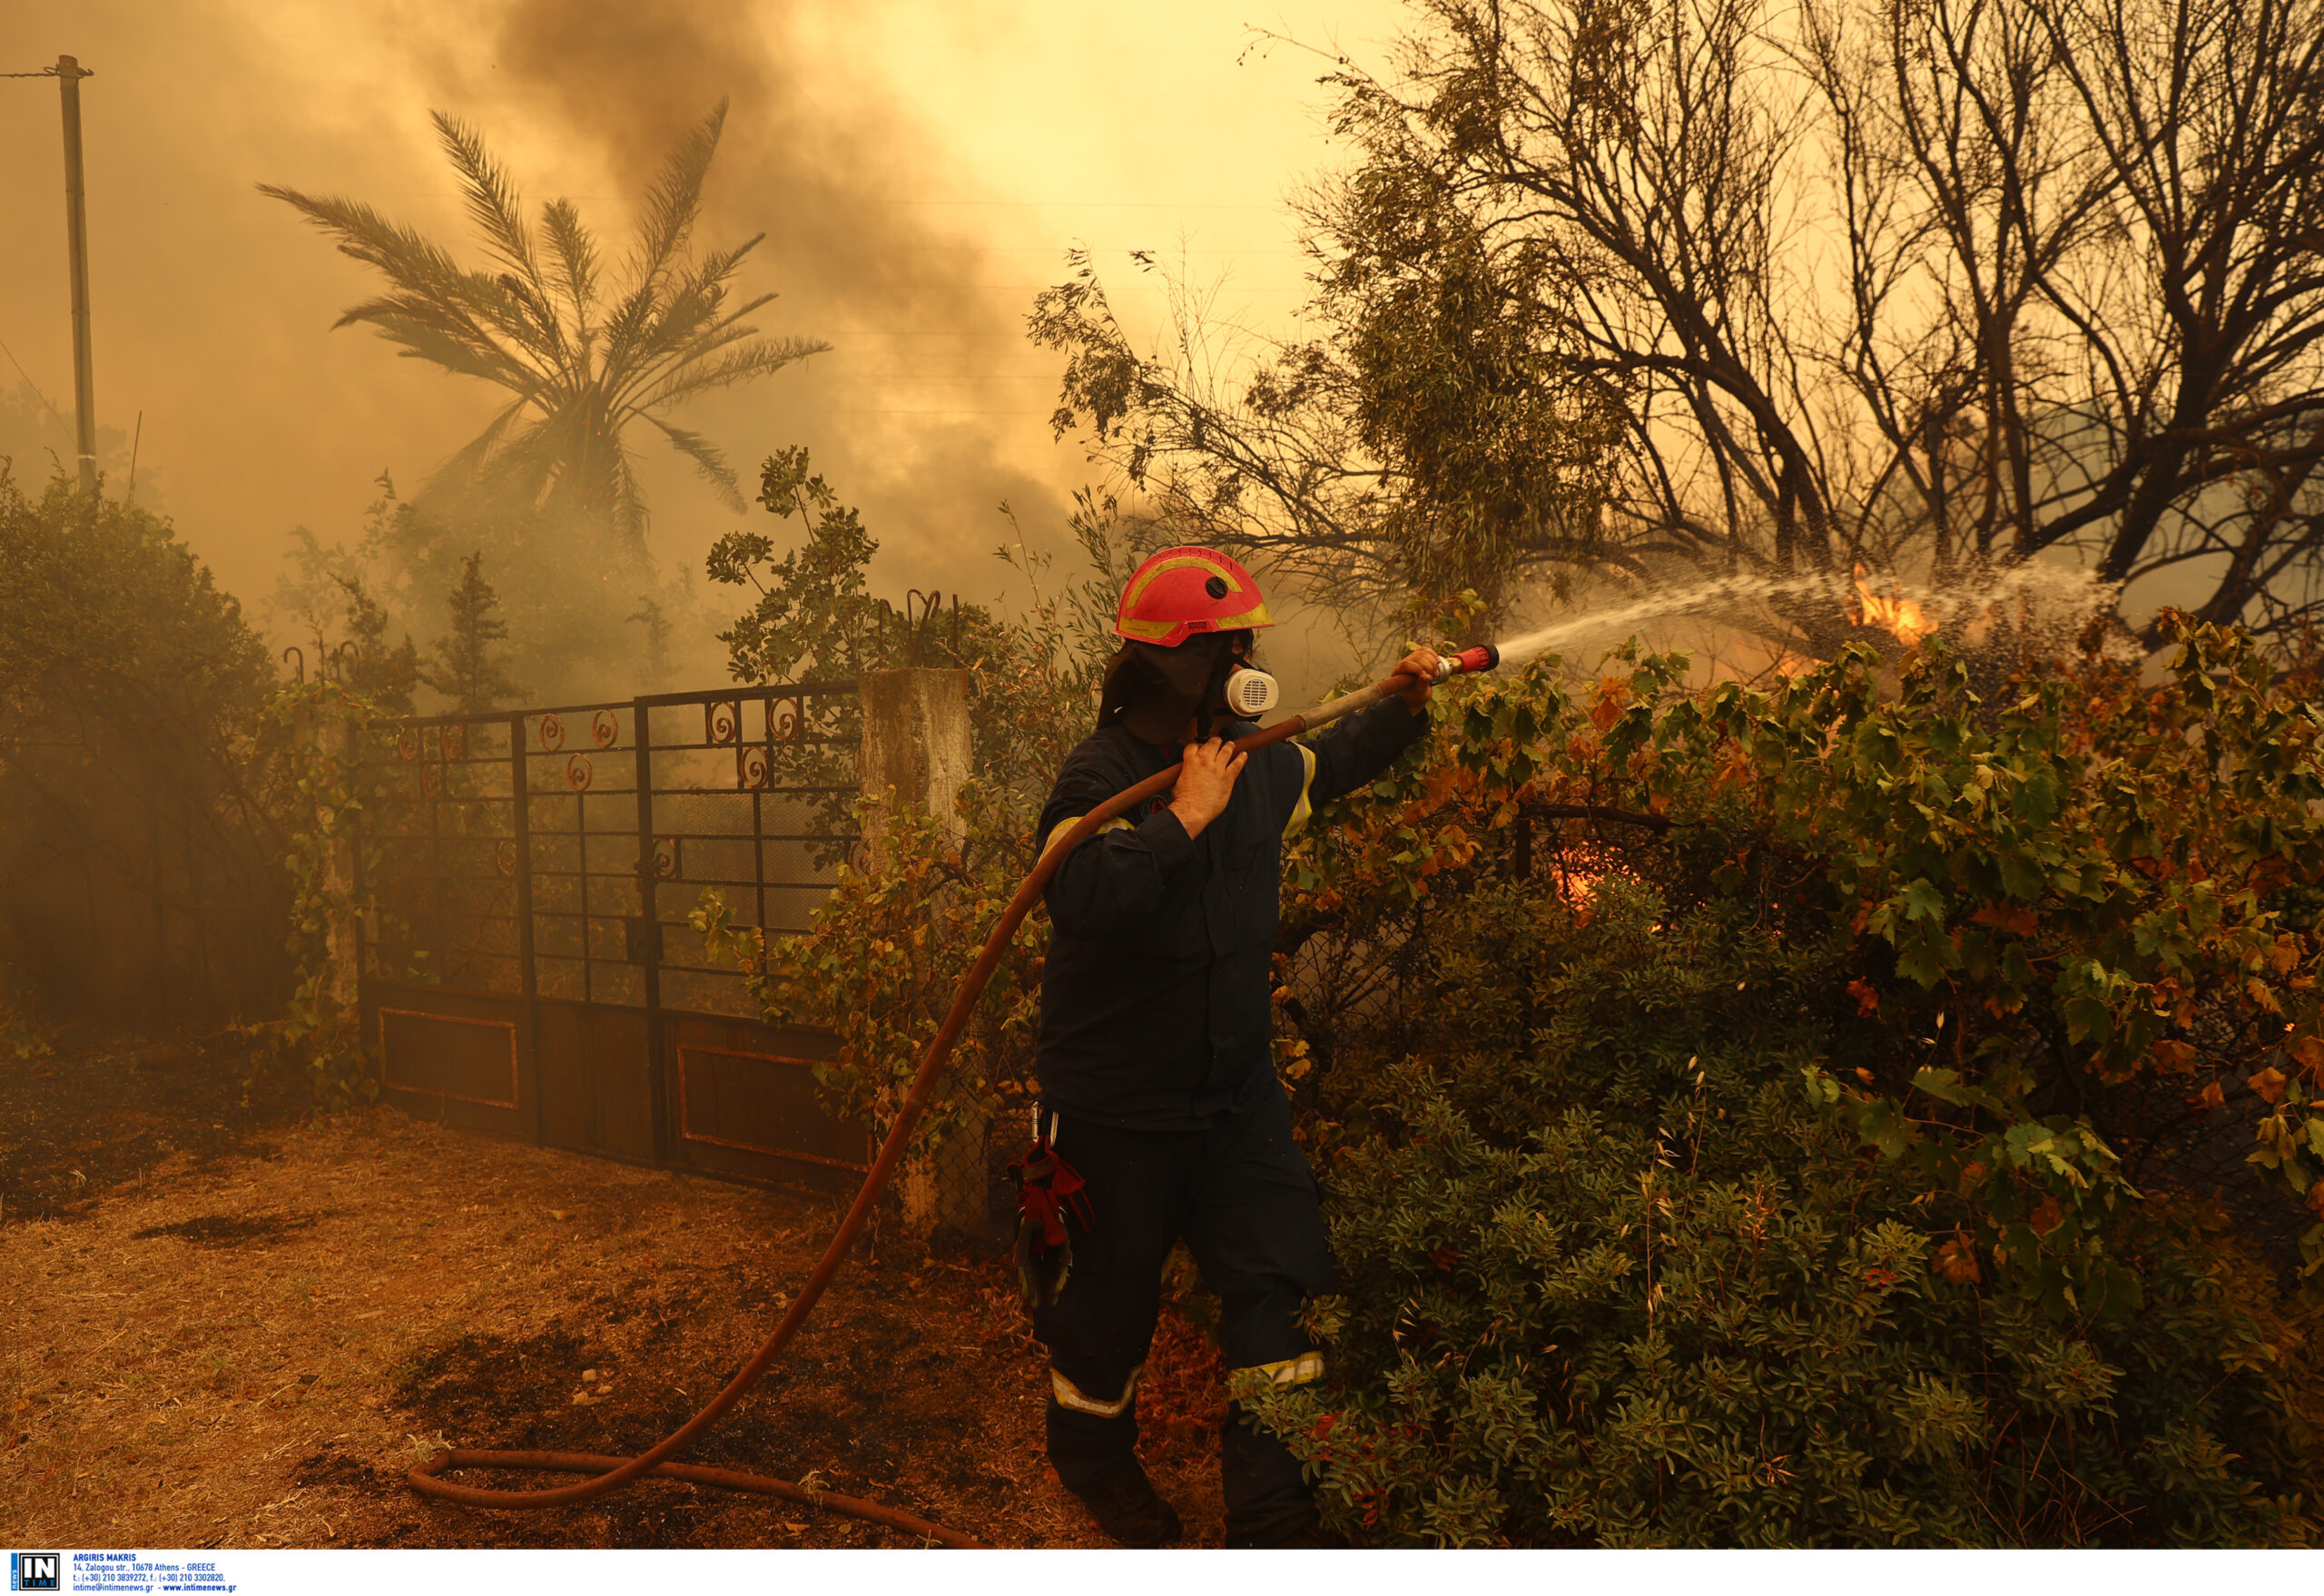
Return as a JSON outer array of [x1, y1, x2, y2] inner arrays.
[[1225, 1509, 1341, 1550], [1220, 1401, 1324, 1548], [1066, 1459, 1185, 1548]]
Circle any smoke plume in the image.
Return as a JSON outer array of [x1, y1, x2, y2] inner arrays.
[[0, 0, 1073, 690]]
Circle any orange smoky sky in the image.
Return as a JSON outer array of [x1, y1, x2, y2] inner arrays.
[[0, 0, 1404, 651]]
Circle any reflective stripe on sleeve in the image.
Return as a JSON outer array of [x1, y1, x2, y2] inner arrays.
[[1234, 1350, 1324, 1388], [1051, 1363, 1144, 1418], [1041, 813, 1133, 858], [1283, 744, 1319, 840]]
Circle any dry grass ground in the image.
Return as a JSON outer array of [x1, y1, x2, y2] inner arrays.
[[1, 1042, 1229, 1550]]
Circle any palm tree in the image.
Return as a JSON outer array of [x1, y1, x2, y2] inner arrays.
[[261, 102, 823, 555]]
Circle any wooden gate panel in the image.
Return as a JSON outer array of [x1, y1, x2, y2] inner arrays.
[[364, 980, 531, 1140], [664, 1011, 863, 1195], [536, 998, 656, 1164]]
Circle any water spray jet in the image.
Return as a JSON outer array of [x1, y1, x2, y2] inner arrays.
[[1483, 562, 2122, 675]]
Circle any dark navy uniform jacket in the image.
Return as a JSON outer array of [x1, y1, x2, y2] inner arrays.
[[1032, 698, 1431, 1131]]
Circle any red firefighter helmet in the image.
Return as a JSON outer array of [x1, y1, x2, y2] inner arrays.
[[1112, 546, 1274, 648]]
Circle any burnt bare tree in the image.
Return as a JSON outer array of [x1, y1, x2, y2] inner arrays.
[[1036, 0, 2324, 645], [1804, 0, 2324, 641]]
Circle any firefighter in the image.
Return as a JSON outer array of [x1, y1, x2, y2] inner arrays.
[[1022, 546, 1439, 1548]]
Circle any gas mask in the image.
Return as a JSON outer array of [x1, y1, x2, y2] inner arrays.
[[1118, 635, 1275, 743]]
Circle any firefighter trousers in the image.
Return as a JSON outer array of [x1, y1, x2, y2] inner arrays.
[[1031, 1081, 1336, 1547]]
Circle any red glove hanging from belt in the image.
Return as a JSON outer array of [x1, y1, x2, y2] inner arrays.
[[1009, 1112, 1092, 1311]]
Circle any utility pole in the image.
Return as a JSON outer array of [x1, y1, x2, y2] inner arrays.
[[56, 54, 97, 496]]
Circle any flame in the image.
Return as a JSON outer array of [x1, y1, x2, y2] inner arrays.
[[1849, 566, 1932, 645], [1552, 865, 1602, 924]]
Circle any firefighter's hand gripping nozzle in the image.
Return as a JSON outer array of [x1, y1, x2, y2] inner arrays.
[[1009, 1114, 1093, 1311]]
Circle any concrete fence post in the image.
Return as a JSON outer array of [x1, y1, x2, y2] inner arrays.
[[857, 667, 972, 866], [856, 668, 989, 1239]]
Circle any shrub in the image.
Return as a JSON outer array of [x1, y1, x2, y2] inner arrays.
[[1236, 620, 2324, 1544], [0, 961, 52, 1062], [1251, 891, 2320, 1543], [0, 468, 290, 1020]]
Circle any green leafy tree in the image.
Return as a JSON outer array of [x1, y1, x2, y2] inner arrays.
[[271, 533, 422, 715], [708, 446, 891, 685], [419, 552, 525, 714], [0, 380, 134, 495], [353, 473, 698, 707], [1030, 233, 1619, 625], [626, 596, 675, 690], [707, 448, 1122, 820], [261, 103, 825, 554]]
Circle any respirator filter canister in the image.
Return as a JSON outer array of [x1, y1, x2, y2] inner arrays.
[[1223, 666, 1280, 716]]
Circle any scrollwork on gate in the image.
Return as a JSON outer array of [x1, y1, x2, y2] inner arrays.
[[707, 701, 741, 745], [539, 714, 566, 752], [565, 754, 593, 792], [593, 709, 620, 749], [767, 695, 805, 743], [737, 744, 771, 791]]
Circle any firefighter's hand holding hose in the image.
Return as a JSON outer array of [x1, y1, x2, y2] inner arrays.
[[1170, 738, 1247, 838]]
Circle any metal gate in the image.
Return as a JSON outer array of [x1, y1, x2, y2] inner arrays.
[[352, 684, 870, 1194]]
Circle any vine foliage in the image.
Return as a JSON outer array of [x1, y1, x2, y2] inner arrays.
[[249, 677, 379, 1108]]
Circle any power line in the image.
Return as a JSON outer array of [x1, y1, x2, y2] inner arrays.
[[862, 199, 1283, 210], [283, 192, 1284, 211], [816, 373, 1055, 381], [0, 334, 63, 415]]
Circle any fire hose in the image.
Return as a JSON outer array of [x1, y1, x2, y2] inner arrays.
[[407, 645, 1502, 1545]]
